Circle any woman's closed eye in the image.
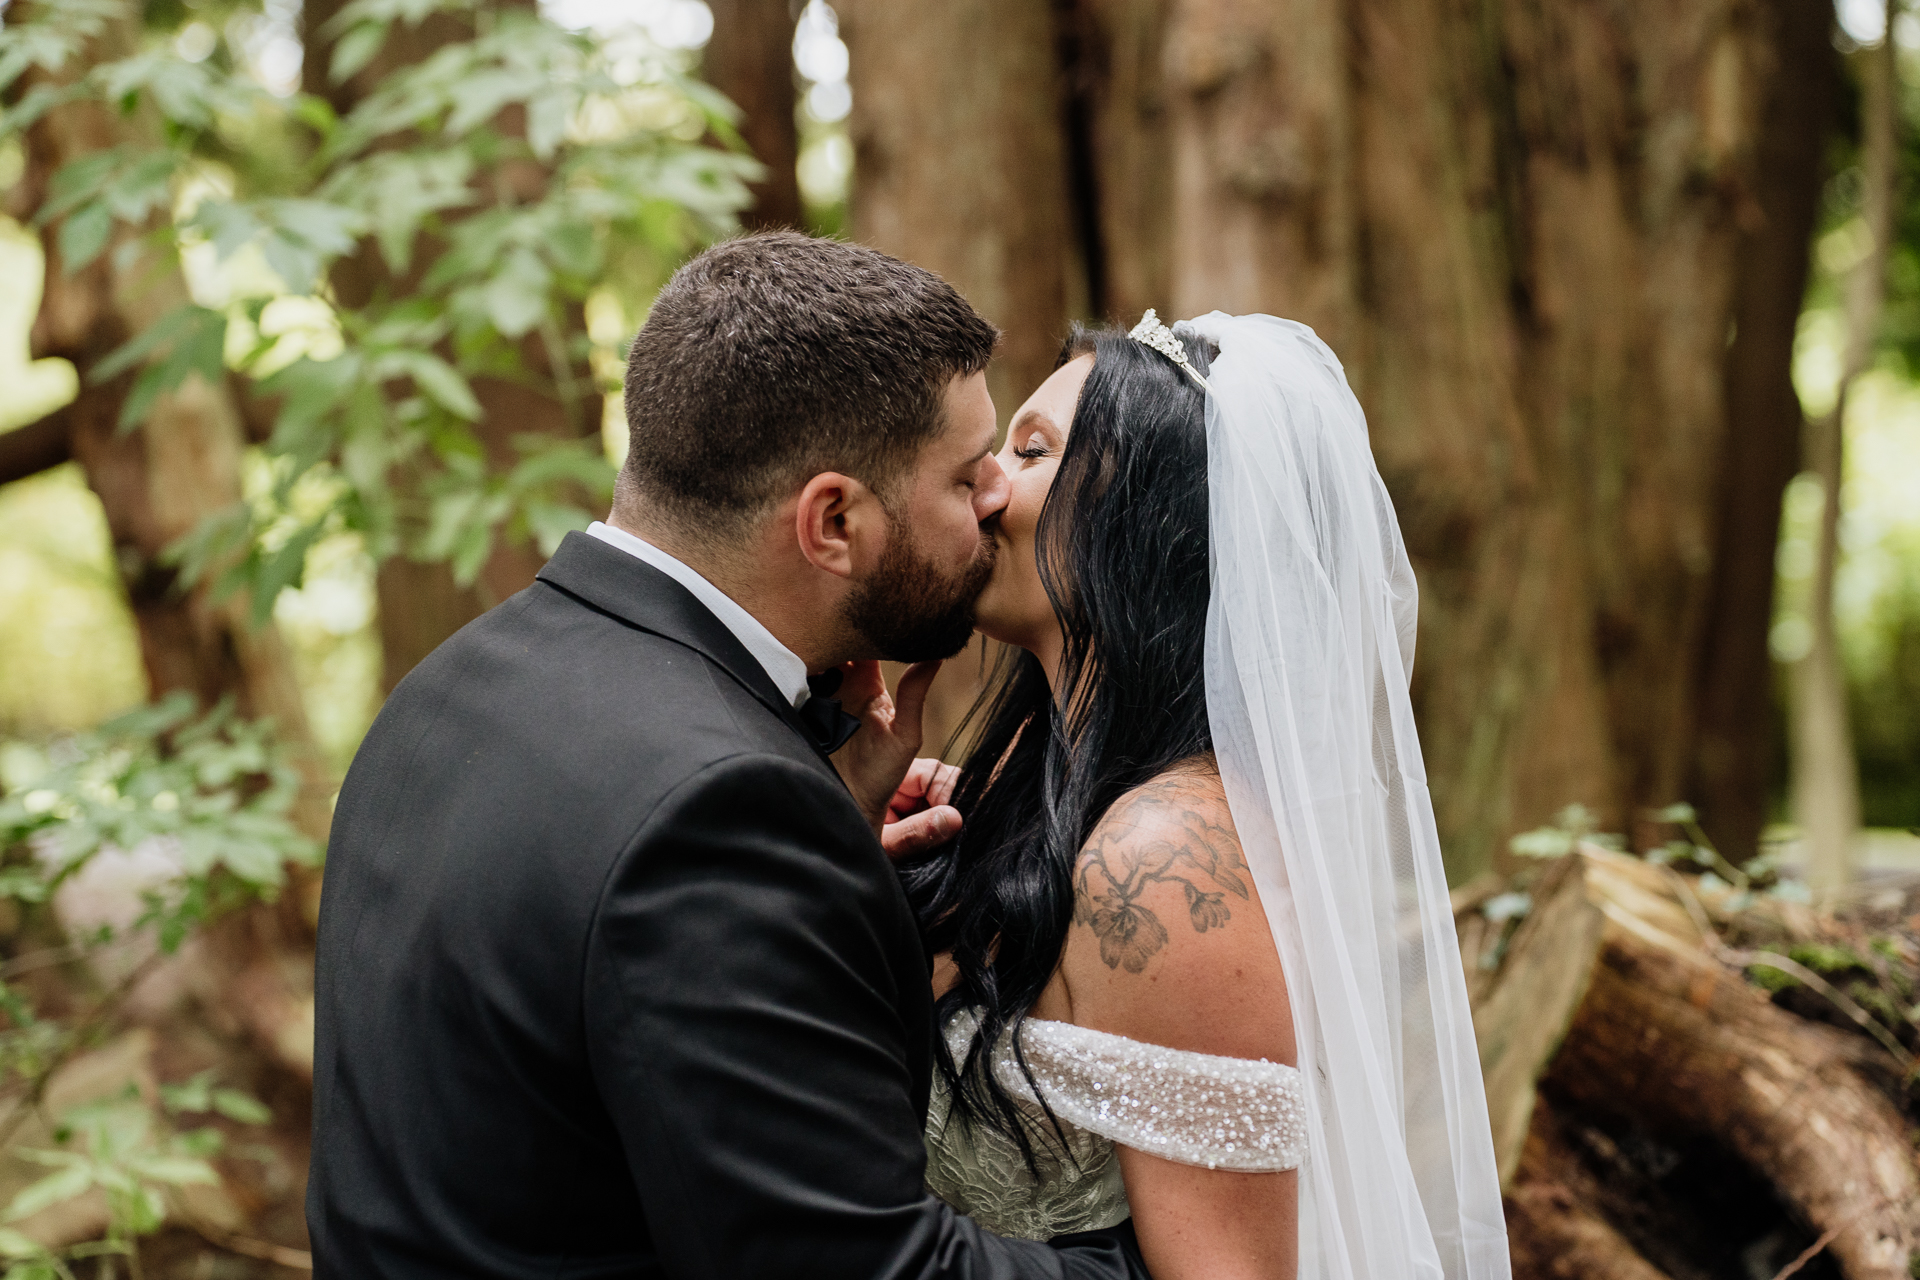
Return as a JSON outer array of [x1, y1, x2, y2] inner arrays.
[[1013, 440, 1051, 461]]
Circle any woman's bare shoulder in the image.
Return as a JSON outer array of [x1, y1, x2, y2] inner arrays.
[[1068, 765, 1251, 975], [1060, 761, 1293, 1062]]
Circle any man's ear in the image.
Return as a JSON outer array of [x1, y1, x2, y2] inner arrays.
[[793, 471, 884, 579]]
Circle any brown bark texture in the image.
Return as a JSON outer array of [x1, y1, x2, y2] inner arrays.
[[839, 0, 1084, 740], [845, 0, 1836, 879], [302, 0, 603, 694], [840, 0, 1079, 425], [1689, 0, 1838, 867], [1474, 849, 1920, 1280], [704, 0, 805, 229]]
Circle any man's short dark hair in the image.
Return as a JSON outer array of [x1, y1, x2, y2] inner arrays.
[[619, 232, 999, 536]]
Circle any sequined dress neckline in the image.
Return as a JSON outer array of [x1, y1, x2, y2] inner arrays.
[[923, 1011, 1307, 1241]]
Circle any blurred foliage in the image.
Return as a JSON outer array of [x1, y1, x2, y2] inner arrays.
[[0, 222, 75, 435], [0, 0, 753, 616], [1507, 802, 1811, 914], [787, 0, 849, 235], [1779, 33, 1920, 831], [0, 694, 311, 1273], [0, 10, 761, 1261], [0, 469, 146, 739]]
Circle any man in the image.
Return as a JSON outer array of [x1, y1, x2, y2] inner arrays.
[[308, 232, 1151, 1278]]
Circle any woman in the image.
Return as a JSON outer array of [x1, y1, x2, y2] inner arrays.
[[895, 313, 1512, 1280]]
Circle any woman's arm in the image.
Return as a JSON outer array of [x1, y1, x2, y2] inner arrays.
[[1056, 770, 1298, 1280]]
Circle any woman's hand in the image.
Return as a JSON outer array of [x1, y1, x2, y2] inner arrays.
[[828, 660, 963, 856]]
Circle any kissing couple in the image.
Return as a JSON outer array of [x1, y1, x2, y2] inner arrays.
[[307, 232, 1513, 1280]]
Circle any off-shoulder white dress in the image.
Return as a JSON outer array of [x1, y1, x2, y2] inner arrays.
[[924, 1011, 1308, 1241]]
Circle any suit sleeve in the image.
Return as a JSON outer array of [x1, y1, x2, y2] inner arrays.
[[584, 753, 1152, 1280]]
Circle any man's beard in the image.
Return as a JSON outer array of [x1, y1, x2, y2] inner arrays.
[[841, 519, 997, 662]]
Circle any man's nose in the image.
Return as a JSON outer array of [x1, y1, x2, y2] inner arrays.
[[974, 451, 1011, 523]]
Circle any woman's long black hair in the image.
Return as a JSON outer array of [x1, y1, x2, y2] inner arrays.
[[896, 322, 1217, 1164]]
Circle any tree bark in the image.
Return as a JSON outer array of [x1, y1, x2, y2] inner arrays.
[[1068, 0, 1819, 877], [1469, 849, 1920, 1279], [302, 0, 603, 694], [1545, 914, 1920, 1279], [840, 0, 1083, 750], [1690, 0, 1837, 864], [1471, 853, 1606, 1186], [705, 0, 804, 230], [841, 0, 1080, 422], [1505, 1099, 1678, 1280]]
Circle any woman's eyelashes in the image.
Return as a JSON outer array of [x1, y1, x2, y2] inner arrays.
[[1013, 437, 1051, 461]]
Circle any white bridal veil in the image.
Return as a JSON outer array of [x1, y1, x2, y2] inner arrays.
[[1173, 312, 1512, 1280]]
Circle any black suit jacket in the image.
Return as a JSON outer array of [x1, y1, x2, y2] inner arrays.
[[308, 531, 1149, 1279]]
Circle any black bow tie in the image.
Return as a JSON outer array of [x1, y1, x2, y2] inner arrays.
[[799, 669, 862, 754]]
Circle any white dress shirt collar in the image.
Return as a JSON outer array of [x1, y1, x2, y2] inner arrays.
[[585, 521, 811, 709]]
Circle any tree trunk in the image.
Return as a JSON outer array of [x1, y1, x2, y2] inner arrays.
[[302, 0, 603, 694], [1471, 848, 1920, 1279], [1792, 11, 1895, 897], [1545, 912, 1920, 1279], [849, 0, 1832, 875], [841, 0, 1081, 422], [840, 0, 1083, 750], [1505, 1100, 1679, 1280], [705, 0, 804, 230], [1690, 0, 1837, 865]]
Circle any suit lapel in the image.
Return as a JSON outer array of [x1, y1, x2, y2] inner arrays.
[[535, 532, 837, 769]]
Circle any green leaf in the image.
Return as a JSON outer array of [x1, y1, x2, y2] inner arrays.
[[0, 1229, 39, 1260], [1508, 827, 1572, 859], [5, 1163, 93, 1221], [160, 502, 253, 594], [481, 249, 551, 338], [1482, 891, 1531, 924], [125, 1155, 217, 1187], [247, 520, 330, 628], [524, 501, 590, 555], [330, 22, 390, 83], [209, 1088, 272, 1126], [396, 352, 482, 420], [158, 1071, 215, 1116], [57, 201, 111, 274], [112, 307, 229, 431]]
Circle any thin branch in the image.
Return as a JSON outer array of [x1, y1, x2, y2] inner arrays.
[[185, 1221, 311, 1271], [1767, 1225, 1840, 1280], [0, 405, 75, 487], [0, 949, 167, 1151], [1660, 867, 1914, 1070]]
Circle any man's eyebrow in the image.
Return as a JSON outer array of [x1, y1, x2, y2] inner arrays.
[[966, 424, 999, 462]]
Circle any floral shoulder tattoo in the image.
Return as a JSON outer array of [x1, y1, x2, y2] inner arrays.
[[1070, 779, 1250, 974]]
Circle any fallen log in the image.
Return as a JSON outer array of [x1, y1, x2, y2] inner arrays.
[[1472, 849, 1920, 1280], [1504, 1098, 1678, 1280]]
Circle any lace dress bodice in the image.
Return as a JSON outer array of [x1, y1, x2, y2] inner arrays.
[[923, 1012, 1307, 1241]]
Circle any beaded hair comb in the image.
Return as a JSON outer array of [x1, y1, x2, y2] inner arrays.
[[1127, 309, 1211, 392]]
